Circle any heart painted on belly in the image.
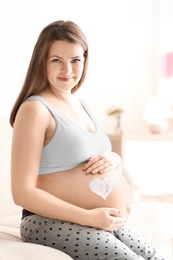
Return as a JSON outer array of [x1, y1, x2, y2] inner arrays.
[[89, 177, 116, 200]]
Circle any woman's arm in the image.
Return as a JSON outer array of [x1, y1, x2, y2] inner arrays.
[[11, 101, 88, 222]]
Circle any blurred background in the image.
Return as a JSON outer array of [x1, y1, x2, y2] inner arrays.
[[1, 0, 173, 134]]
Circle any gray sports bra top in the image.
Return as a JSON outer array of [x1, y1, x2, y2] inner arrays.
[[26, 95, 112, 175]]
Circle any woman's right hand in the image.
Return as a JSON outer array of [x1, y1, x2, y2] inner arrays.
[[86, 207, 127, 231]]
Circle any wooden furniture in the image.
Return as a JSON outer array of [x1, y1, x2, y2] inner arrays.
[[108, 132, 173, 162], [108, 132, 173, 203]]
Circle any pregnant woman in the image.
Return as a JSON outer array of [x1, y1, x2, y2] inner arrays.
[[10, 20, 164, 259]]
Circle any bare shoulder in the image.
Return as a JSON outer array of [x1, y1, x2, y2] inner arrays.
[[12, 98, 55, 148], [17, 99, 51, 124], [13, 99, 54, 137], [19, 98, 50, 115]]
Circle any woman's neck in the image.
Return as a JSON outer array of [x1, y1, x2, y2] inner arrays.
[[48, 86, 74, 102]]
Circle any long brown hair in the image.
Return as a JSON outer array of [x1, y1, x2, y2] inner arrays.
[[10, 20, 89, 127]]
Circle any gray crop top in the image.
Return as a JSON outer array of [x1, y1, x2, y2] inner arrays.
[[26, 95, 112, 175]]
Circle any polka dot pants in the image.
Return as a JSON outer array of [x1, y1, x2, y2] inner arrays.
[[20, 215, 165, 260]]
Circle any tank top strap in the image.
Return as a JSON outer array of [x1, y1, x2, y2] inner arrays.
[[26, 95, 58, 116]]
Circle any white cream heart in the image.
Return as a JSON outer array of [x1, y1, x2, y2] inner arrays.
[[89, 177, 116, 200]]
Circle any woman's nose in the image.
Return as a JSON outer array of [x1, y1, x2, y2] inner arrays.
[[61, 62, 72, 74]]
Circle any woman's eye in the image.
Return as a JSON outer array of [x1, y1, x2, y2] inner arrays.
[[72, 59, 81, 63], [52, 59, 61, 63]]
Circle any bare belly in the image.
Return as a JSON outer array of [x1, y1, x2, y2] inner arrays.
[[37, 164, 132, 218]]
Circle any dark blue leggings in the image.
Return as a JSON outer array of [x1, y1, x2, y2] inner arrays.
[[20, 215, 165, 260]]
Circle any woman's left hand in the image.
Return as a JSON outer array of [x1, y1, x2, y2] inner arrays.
[[83, 152, 121, 174]]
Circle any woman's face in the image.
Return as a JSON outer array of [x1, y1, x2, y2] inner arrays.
[[46, 40, 85, 93]]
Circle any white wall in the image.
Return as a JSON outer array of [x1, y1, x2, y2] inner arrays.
[[0, 0, 159, 133]]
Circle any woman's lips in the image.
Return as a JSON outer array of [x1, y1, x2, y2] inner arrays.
[[58, 77, 73, 82]]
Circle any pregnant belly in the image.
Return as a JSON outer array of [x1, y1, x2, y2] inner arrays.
[[37, 165, 132, 218]]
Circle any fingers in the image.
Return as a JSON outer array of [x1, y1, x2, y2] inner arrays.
[[109, 208, 121, 216], [108, 216, 127, 231], [84, 155, 110, 174], [83, 152, 121, 175], [84, 156, 104, 173], [106, 216, 126, 232], [84, 155, 103, 168], [90, 207, 126, 231], [86, 162, 111, 174], [106, 208, 126, 231]]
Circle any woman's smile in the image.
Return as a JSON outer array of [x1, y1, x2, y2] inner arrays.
[[58, 76, 74, 82]]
